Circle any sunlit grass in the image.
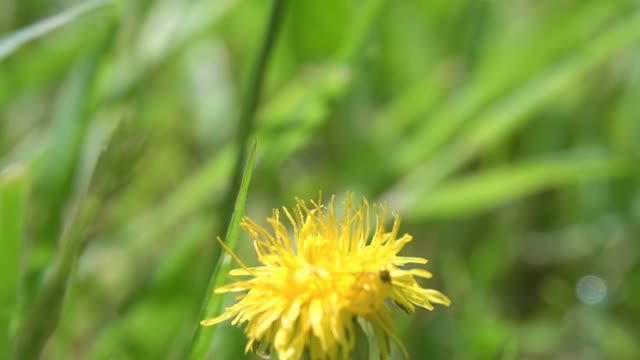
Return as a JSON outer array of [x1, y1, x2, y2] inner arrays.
[[1, 0, 640, 359]]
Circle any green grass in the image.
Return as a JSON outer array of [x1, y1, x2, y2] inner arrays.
[[1, 0, 640, 359], [189, 141, 257, 359]]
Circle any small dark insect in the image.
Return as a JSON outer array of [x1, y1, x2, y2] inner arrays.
[[379, 269, 391, 283]]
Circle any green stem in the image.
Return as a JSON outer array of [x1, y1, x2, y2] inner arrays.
[[221, 0, 286, 231], [188, 0, 287, 358]]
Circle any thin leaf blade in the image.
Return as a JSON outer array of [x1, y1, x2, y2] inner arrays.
[[189, 141, 257, 360], [405, 155, 632, 220]]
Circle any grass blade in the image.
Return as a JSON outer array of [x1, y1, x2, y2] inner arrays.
[[384, 9, 640, 210], [0, 0, 111, 62], [9, 114, 120, 360], [25, 24, 114, 312], [188, 1, 285, 356], [393, 2, 622, 170], [405, 155, 632, 220], [0, 164, 30, 358], [189, 141, 257, 359], [220, 0, 286, 232]]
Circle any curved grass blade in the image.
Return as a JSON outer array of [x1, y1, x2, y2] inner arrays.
[[393, 2, 619, 169], [0, 0, 111, 62], [383, 9, 640, 211], [189, 141, 257, 360], [405, 155, 632, 220]]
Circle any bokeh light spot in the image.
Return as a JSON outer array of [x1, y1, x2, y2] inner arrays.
[[576, 275, 607, 305]]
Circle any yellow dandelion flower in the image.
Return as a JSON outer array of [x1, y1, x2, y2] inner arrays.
[[201, 194, 450, 360]]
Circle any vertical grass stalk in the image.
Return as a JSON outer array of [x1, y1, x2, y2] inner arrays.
[[188, 0, 287, 358], [220, 0, 286, 230]]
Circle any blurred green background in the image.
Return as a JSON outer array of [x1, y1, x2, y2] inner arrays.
[[2, 0, 640, 359]]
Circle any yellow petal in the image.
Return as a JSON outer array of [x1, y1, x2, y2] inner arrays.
[[422, 289, 451, 306], [405, 268, 433, 279], [200, 310, 235, 326], [394, 256, 428, 265], [309, 299, 327, 350]]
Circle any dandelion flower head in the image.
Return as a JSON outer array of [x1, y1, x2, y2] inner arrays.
[[201, 194, 450, 360]]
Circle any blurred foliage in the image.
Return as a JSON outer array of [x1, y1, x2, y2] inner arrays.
[[2, 0, 640, 359]]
